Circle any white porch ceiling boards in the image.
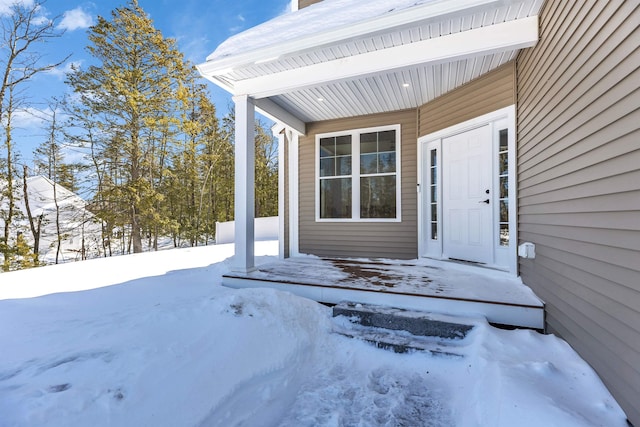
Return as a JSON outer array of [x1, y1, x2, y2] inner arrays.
[[198, 0, 544, 129], [260, 52, 519, 123]]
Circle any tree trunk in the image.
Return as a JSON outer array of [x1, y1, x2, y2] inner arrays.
[[2, 101, 15, 271], [53, 181, 62, 264], [22, 166, 41, 261], [131, 204, 142, 253]]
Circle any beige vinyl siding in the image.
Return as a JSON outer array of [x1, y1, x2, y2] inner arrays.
[[418, 62, 515, 137], [298, 0, 322, 9], [516, 0, 640, 424], [298, 109, 417, 259]]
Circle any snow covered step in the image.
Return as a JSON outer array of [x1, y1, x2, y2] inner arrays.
[[332, 302, 481, 355], [332, 302, 477, 340], [332, 320, 470, 356]]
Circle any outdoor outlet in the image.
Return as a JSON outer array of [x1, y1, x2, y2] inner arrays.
[[518, 242, 536, 259]]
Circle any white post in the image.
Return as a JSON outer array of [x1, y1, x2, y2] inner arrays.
[[275, 124, 286, 259], [288, 130, 300, 256], [232, 95, 256, 272]]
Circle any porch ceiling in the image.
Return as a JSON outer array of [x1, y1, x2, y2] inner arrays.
[[197, 0, 543, 131]]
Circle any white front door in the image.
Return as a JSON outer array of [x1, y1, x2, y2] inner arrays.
[[442, 125, 493, 263]]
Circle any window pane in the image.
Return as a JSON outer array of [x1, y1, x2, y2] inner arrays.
[[378, 130, 396, 152], [320, 178, 352, 218], [379, 152, 396, 173], [499, 152, 508, 175], [320, 158, 335, 177], [499, 129, 508, 152], [430, 203, 437, 221], [360, 175, 396, 218], [335, 135, 352, 155], [360, 153, 377, 174], [431, 222, 438, 240], [500, 200, 509, 223], [430, 149, 437, 167], [430, 185, 437, 202], [500, 224, 509, 246], [500, 176, 508, 198], [360, 132, 377, 153], [320, 138, 335, 157], [337, 156, 352, 176]]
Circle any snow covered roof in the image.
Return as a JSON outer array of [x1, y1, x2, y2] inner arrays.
[[207, 0, 441, 62], [22, 176, 85, 213], [198, 0, 544, 129]]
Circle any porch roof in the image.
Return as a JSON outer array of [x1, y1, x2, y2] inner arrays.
[[197, 0, 543, 133]]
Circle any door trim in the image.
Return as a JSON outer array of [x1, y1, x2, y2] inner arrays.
[[417, 106, 517, 275]]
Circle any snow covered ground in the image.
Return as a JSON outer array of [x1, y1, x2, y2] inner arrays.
[[0, 241, 628, 426]]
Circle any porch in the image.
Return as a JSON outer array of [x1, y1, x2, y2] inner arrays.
[[223, 257, 545, 329]]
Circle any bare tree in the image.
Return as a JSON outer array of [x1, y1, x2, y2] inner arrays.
[[0, 0, 68, 270]]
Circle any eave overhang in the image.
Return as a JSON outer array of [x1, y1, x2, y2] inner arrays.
[[197, 0, 543, 134]]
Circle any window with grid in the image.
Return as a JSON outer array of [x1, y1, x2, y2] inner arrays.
[[317, 126, 400, 221]]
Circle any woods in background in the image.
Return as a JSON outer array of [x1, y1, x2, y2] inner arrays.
[[0, 0, 279, 271]]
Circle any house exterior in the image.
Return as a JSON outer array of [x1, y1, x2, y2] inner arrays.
[[198, 0, 639, 423]]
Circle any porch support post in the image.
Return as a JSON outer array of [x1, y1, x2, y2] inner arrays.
[[232, 94, 256, 273]]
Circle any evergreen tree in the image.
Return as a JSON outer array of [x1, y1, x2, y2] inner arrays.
[[66, 0, 188, 253], [221, 109, 279, 220], [164, 69, 227, 247]]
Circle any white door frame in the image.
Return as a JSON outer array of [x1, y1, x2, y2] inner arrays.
[[417, 106, 517, 274]]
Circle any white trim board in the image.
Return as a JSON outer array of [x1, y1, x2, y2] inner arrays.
[[229, 17, 538, 98], [201, 0, 533, 73]]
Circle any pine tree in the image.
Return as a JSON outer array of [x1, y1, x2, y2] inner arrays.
[[66, 0, 188, 253], [221, 109, 279, 220], [163, 69, 225, 246]]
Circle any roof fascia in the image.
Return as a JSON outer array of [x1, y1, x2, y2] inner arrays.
[[234, 16, 539, 99], [199, 0, 504, 75]]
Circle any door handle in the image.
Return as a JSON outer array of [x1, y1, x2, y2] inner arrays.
[[479, 199, 490, 204]]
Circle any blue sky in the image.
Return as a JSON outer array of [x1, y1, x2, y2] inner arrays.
[[9, 0, 290, 165]]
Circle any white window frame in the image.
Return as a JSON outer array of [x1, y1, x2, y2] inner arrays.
[[315, 124, 402, 222]]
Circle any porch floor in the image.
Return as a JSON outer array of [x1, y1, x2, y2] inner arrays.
[[222, 257, 545, 329]]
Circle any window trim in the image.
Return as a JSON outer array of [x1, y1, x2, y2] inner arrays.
[[315, 124, 402, 222]]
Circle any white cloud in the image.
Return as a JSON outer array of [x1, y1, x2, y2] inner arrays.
[[57, 7, 94, 31], [10, 106, 50, 128], [0, 0, 35, 16], [46, 61, 83, 79], [1, 106, 67, 130]]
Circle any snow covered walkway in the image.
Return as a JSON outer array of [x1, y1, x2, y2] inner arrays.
[[0, 242, 628, 426]]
